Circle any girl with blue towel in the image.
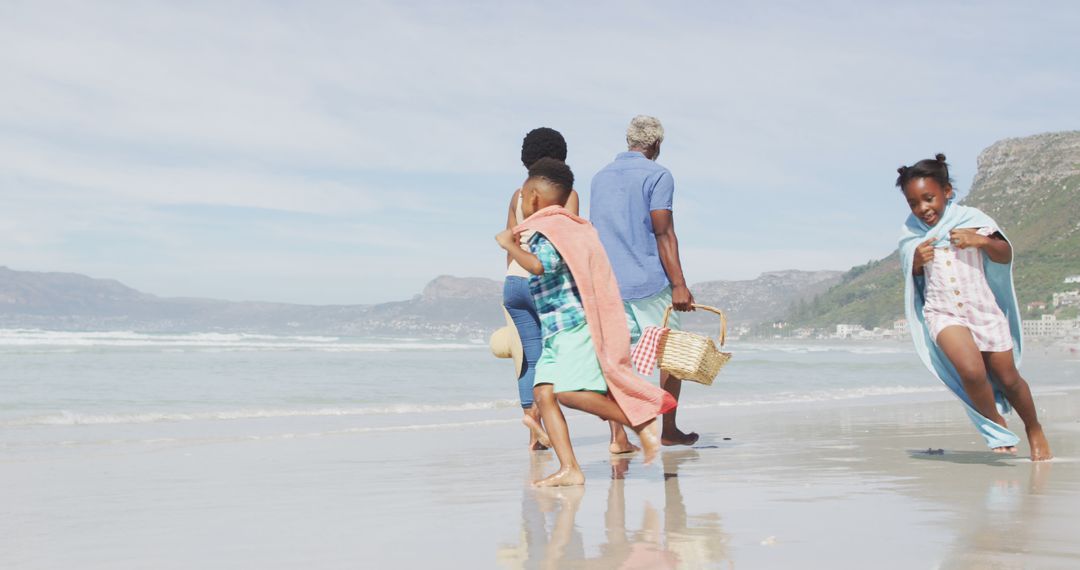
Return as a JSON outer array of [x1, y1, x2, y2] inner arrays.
[[897, 154, 1052, 461]]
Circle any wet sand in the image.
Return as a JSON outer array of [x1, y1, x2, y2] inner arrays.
[[4, 386, 1080, 569]]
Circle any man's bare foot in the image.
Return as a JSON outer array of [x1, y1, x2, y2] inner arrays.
[[1026, 425, 1053, 461], [992, 446, 1018, 454], [522, 415, 550, 449], [609, 441, 640, 455], [533, 466, 585, 487], [634, 419, 662, 465], [661, 428, 699, 447]]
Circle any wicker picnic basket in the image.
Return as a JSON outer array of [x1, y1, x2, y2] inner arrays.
[[657, 304, 732, 385]]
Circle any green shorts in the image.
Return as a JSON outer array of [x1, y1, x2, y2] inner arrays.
[[535, 322, 608, 394], [625, 286, 680, 344]]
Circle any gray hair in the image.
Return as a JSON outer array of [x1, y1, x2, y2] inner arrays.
[[626, 115, 664, 149]]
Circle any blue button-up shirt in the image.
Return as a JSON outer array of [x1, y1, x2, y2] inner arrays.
[[589, 151, 674, 300]]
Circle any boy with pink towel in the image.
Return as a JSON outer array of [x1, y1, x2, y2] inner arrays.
[[496, 158, 676, 487]]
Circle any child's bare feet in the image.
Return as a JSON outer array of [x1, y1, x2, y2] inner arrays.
[[522, 415, 550, 450], [1026, 424, 1053, 461], [533, 466, 585, 487], [661, 428, 699, 447], [609, 441, 640, 455], [634, 419, 662, 465]]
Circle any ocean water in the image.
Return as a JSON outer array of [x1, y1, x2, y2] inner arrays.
[[3, 329, 1078, 454]]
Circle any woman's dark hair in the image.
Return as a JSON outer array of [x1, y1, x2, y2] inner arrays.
[[527, 157, 574, 194], [521, 127, 567, 168], [896, 153, 952, 191]]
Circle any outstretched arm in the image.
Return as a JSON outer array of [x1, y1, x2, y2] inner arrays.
[[650, 209, 694, 311]]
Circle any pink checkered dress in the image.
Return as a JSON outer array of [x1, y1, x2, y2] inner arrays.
[[922, 227, 1013, 352]]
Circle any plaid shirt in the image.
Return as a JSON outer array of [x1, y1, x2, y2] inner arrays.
[[528, 233, 586, 339]]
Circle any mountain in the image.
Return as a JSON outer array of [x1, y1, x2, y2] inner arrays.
[[687, 270, 843, 329], [0, 268, 504, 337], [0, 265, 845, 338], [784, 131, 1080, 329]]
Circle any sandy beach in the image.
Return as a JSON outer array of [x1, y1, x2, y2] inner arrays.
[[4, 351, 1080, 569]]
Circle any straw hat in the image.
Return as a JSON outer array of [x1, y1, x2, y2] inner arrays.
[[489, 307, 524, 378]]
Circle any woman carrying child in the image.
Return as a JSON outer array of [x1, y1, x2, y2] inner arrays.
[[897, 154, 1051, 461], [502, 128, 580, 450], [496, 158, 675, 486]]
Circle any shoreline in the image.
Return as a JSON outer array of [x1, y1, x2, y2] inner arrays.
[[6, 368, 1080, 569]]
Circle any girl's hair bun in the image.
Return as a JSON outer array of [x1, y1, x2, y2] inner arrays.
[[896, 154, 952, 190]]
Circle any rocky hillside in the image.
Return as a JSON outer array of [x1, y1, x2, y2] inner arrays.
[[0, 268, 505, 337], [785, 131, 1080, 329], [688, 270, 842, 328], [0, 265, 848, 337]]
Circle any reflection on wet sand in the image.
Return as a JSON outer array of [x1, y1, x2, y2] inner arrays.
[[935, 460, 1056, 569], [497, 451, 732, 569]]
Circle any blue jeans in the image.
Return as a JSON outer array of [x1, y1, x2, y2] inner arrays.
[[503, 276, 542, 409]]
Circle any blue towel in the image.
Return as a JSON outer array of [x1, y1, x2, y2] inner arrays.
[[898, 201, 1022, 449]]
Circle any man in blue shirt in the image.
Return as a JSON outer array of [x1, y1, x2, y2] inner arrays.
[[590, 115, 699, 447]]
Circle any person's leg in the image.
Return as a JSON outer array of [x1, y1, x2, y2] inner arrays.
[[935, 325, 1013, 452], [634, 288, 698, 446], [533, 384, 584, 486], [608, 420, 639, 455], [556, 391, 661, 464], [505, 277, 548, 450], [608, 303, 642, 452], [984, 351, 1052, 461], [660, 371, 698, 446]]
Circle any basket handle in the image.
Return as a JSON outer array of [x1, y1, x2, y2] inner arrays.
[[661, 303, 727, 347]]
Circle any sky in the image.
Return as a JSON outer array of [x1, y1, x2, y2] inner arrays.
[[2, 1, 1078, 305]]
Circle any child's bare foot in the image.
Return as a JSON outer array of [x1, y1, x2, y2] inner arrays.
[[634, 419, 662, 465], [522, 415, 550, 450], [609, 441, 640, 455], [992, 446, 1017, 454], [1026, 425, 1053, 461], [661, 428, 699, 447], [533, 466, 585, 487]]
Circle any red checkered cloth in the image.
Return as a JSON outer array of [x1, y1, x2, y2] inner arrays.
[[630, 326, 669, 375]]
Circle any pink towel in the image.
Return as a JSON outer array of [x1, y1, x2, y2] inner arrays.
[[631, 326, 669, 376], [516, 205, 677, 427]]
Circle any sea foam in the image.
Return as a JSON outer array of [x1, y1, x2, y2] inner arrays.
[[0, 329, 481, 352], [1, 400, 522, 427]]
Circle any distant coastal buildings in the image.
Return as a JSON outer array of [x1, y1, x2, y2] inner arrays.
[[1052, 290, 1080, 308], [1022, 314, 1080, 338], [827, 272, 1080, 342], [818, 316, 1079, 341]]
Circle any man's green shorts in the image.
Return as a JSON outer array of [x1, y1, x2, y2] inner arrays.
[[534, 322, 607, 394], [625, 285, 680, 345]]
